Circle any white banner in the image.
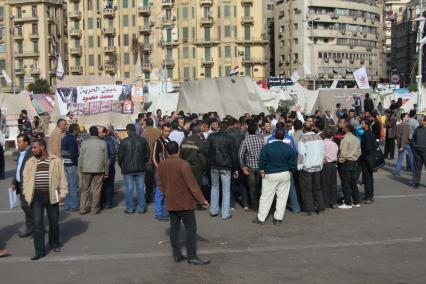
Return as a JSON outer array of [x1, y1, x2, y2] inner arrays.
[[353, 67, 370, 89], [76, 85, 123, 104], [1, 69, 11, 84]]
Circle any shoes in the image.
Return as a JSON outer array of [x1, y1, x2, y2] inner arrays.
[[91, 210, 101, 215], [157, 217, 169, 222], [210, 213, 219, 217], [244, 207, 253, 212], [124, 210, 135, 214], [230, 207, 235, 211], [361, 199, 374, 204], [409, 181, 420, 189], [103, 205, 112, 210], [19, 230, 34, 238], [30, 255, 45, 261], [53, 247, 61, 253], [138, 208, 147, 214], [222, 215, 232, 220], [187, 258, 210, 265], [330, 204, 337, 209], [353, 203, 361, 208], [252, 218, 265, 224], [174, 255, 187, 263], [70, 208, 79, 212], [272, 218, 283, 225], [338, 204, 352, 209], [0, 249, 10, 258], [79, 210, 89, 215], [315, 208, 325, 215], [392, 173, 400, 177]]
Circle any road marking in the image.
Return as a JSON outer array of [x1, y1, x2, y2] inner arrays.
[[0, 237, 422, 263]]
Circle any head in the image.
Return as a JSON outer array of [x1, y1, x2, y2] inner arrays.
[[33, 116, 40, 123], [365, 93, 370, 99], [166, 141, 179, 155], [156, 109, 162, 117], [89, 126, 99, 137], [98, 126, 107, 138], [409, 109, 416, 118], [302, 122, 312, 133], [69, 123, 80, 136], [210, 118, 219, 131], [401, 113, 409, 123], [171, 119, 180, 130], [190, 123, 202, 137], [361, 118, 371, 131], [349, 109, 356, 119], [324, 127, 336, 139], [219, 121, 228, 132], [339, 119, 352, 134], [31, 139, 47, 158], [306, 116, 315, 128], [314, 110, 321, 117], [146, 118, 154, 127], [275, 128, 286, 140], [161, 123, 172, 138], [126, 123, 136, 136], [336, 103, 341, 109], [294, 119, 303, 131], [201, 119, 210, 132], [263, 121, 272, 135], [422, 115, 426, 127], [285, 120, 293, 131], [247, 121, 258, 135], [325, 110, 331, 116], [16, 134, 31, 151], [21, 109, 28, 118], [57, 119, 67, 131], [315, 120, 324, 134]]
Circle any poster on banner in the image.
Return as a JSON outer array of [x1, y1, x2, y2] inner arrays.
[[76, 85, 123, 104], [353, 67, 370, 89], [131, 86, 144, 102]]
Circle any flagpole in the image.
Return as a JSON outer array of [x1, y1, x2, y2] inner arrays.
[[418, 0, 424, 111]]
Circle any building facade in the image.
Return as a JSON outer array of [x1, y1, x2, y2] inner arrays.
[[66, 0, 270, 83], [0, 0, 67, 93], [274, 0, 386, 89]]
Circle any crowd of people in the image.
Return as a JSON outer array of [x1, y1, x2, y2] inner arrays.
[[1, 97, 425, 264]]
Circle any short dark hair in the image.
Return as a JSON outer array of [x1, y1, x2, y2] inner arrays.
[[324, 127, 336, 139], [21, 109, 27, 115], [409, 109, 416, 118], [126, 123, 136, 133], [57, 119, 66, 126], [166, 141, 179, 155], [17, 134, 30, 145], [171, 119, 179, 130], [400, 113, 407, 120], [294, 120, 303, 131], [275, 128, 285, 140], [247, 121, 257, 135], [89, 126, 99, 136], [365, 93, 370, 98], [275, 121, 285, 129], [302, 122, 312, 132], [190, 123, 201, 135], [201, 119, 211, 127], [162, 122, 171, 130], [146, 118, 154, 127], [69, 123, 79, 133], [362, 118, 371, 128], [315, 120, 325, 131], [32, 138, 46, 148], [219, 121, 228, 131]]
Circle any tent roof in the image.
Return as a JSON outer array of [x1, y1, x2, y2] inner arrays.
[[0, 92, 38, 120]]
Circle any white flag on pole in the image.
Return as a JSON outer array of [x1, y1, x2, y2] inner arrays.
[[230, 66, 240, 76], [135, 52, 142, 78], [353, 66, 370, 89], [291, 70, 300, 83], [1, 69, 12, 84], [56, 54, 64, 78]]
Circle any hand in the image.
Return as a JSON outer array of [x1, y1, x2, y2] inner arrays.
[[10, 184, 16, 190], [202, 200, 209, 209], [242, 167, 250, 176], [233, 171, 239, 179], [295, 105, 301, 112], [260, 171, 265, 179], [60, 197, 65, 203]]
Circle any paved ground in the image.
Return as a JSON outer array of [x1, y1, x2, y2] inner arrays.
[[0, 154, 425, 284]]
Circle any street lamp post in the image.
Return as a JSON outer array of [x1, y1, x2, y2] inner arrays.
[[309, 17, 320, 90], [417, 0, 424, 111]]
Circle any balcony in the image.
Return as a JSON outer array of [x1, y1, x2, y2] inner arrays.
[[161, 0, 174, 8], [31, 69, 40, 75], [68, 11, 81, 19], [29, 33, 39, 39], [48, 50, 56, 57], [104, 46, 116, 53], [242, 57, 268, 65], [241, 16, 254, 25], [142, 44, 152, 53], [14, 34, 24, 41], [104, 64, 115, 72], [194, 38, 220, 46], [15, 51, 39, 58], [163, 59, 175, 67], [139, 25, 152, 34], [69, 28, 82, 38], [241, 0, 253, 5], [15, 67, 24, 75], [200, 17, 213, 27], [14, 16, 38, 23], [70, 66, 83, 74], [102, 27, 116, 36], [200, 0, 213, 6], [103, 8, 115, 17], [161, 18, 175, 27], [138, 6, 151, 15], [201, 58, 214, 66], [142, 63, 152, 71], [159, 39, 179, 47], [235, 37, 269, 45], [70, 47, 82, 56]]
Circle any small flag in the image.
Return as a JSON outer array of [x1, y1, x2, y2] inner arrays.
[[56, 54, 64, 78], [230, 66, 240, 76], [1, 69, 12, 84]]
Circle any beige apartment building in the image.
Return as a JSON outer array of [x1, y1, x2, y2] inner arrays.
[[0, 0, 66, 93], [275, 0, 386, 89], [66, 0, 270, 83]]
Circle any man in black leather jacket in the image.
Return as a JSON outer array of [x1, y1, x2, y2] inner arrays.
[[118, 124, 150, 214], [205, 121, 239, 220], [360, 118, 376, 204], [180, 124, 207, 183]]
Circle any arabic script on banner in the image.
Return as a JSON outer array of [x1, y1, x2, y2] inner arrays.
[[76, 85, 124, 104]]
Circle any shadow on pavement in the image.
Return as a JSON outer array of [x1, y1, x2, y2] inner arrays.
[[60, 218, 89, 246], [0, 221, 24, 248]]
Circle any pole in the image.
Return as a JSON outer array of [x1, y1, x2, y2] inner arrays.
[[418, 0, 424, 111], [311, 19, 315, 90], [10, 25, 15, 94]]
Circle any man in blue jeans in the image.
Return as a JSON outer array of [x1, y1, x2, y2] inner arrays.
[[394, 113, 414, 176], [61, 123, 80, 212], [118, 124, 150, 214], [205, 121, 239, 220]]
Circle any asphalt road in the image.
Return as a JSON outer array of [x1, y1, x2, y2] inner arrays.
[[0, 155, 425, 284]]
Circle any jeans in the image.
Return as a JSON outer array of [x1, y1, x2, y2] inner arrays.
[[395, 144, 414, 175], [247, 169, 261, 210], [31, 193, 60, 256], [169, 210, 197, 259], [339, 161, 360, 205], [64, 166, 80, 211], [101, 164, 116, 208], [288, 176, 301, 213], [154, 172, 169, 219], [124, 172, 146, 212], [210, 169, 231, 219]]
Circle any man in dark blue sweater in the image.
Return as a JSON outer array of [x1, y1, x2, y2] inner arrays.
[[254, 128, 297, 225], [61, 123, 80, 212]]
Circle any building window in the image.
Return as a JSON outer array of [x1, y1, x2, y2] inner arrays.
[[183, 67, 190, 80], [193, 47, 196, 59], [244, 26, 251, 40], [225, 66, 231, 76], [88, 36, 94, 47], [145, 72, 150, 81], [183, 47, 189, 59], [88, 18, 94, 29], [294, 23, 298, 30], [244, 6, 250, 17], [132, 15, 136, 27], [204, 27, 210, 41], [32, 24, 38, 35], [89, 55, 94, 66], [123, 15, 129, 27], [32, 5, 37, 17], [245, 66, 251, 77], [17, 7, 22, 18], [182, 27, 188, 41], [294, 38, 298, 45], [225, 46, 231, 58], [87, 0, 93, 10], [132, 0, 136, 8], [124, 53, 129, 64], [167, 68, 173, 79], [224, 26, 231, 37], [124, 34, 129, 46], [122, 0, 128, 8], [124, 72, 130, 78], [182, 7, 188, 19], [205, 67, 211, 78], [224, 5, 230, 17]]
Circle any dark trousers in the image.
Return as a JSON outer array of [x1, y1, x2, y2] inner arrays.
[[299, 170, 324, 212], [384, 138, 395, 159], [230, 171, 249, 209], [247, 169, 261, 210], [32, 193, 60, 256], [339, 161, 360, 205], [169, 210, 197, 259], [101, 164, 116, 208], [145, 163, 155, 203], [0, 145, 4, 180], [321, 162, 338, 207], [361, 162, 374, 200], [19, 189, 33, 232], [412, 149, 426, 185]]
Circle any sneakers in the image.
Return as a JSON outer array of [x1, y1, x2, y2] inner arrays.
[[353, 203, 361, 208], [338, 204, 353, 209]]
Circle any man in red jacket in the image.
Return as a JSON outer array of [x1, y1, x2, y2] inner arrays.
[[158, 141, 210, 265]]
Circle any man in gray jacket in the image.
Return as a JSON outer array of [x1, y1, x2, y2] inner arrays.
[[78, 126, 109, 215]]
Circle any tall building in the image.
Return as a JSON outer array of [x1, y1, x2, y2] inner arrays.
[[66, 0, 270, 83], [0, 0, 67, 93], [274, 0, 386, 89]]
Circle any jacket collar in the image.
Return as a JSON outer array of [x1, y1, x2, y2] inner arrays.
[[168, 154, 179, 159]]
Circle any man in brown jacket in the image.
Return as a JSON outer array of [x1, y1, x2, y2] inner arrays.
[[157, 141, 210, 265], [48, 119, 67, 157], [143, 118, 161, 203], [394, 113, 414, 176], [384, 110, 397, 159]]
